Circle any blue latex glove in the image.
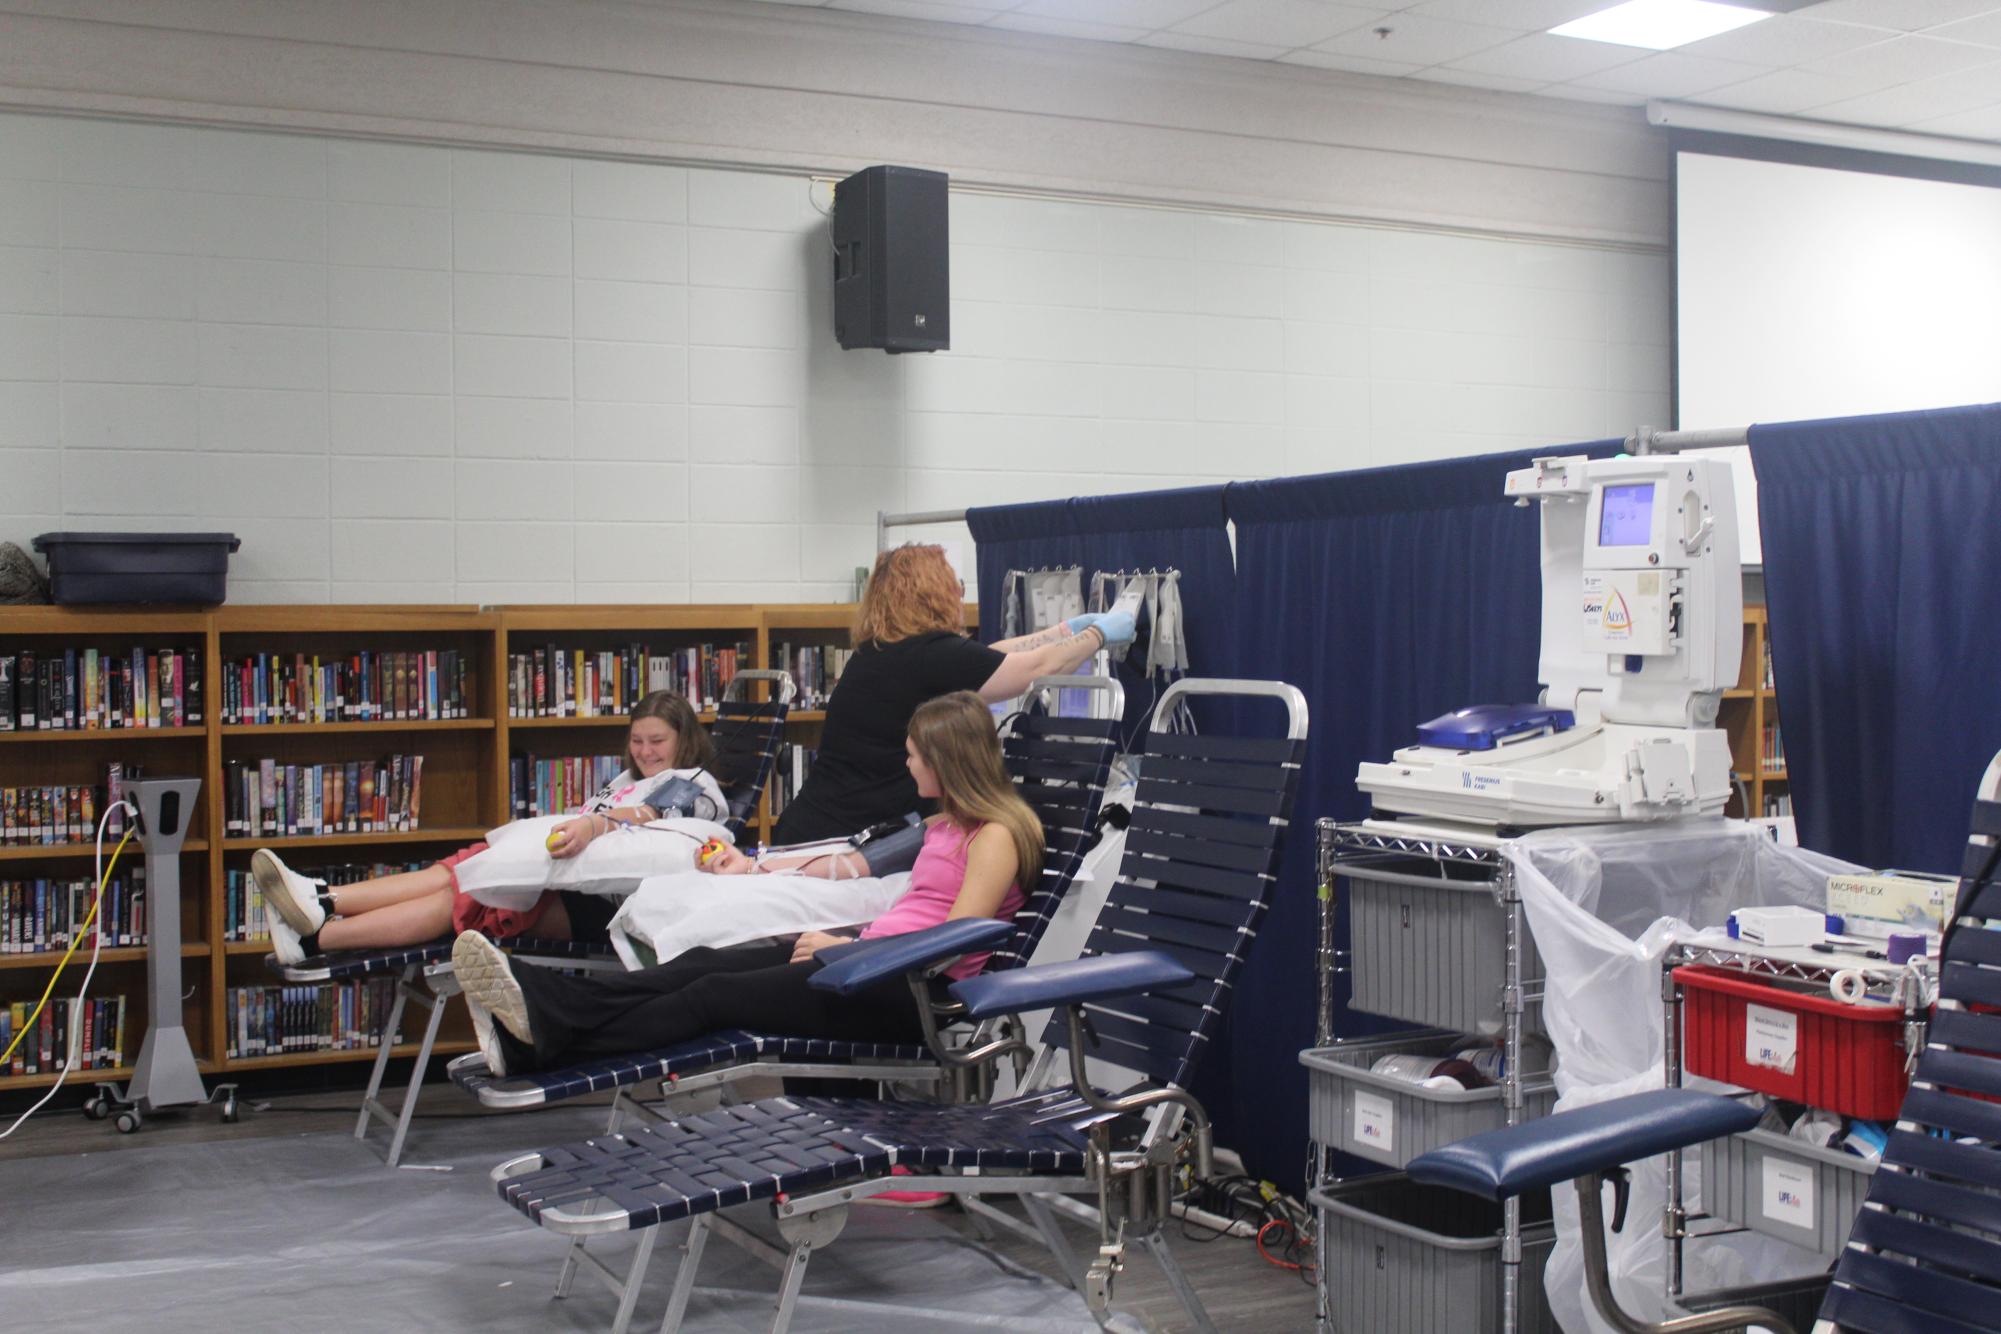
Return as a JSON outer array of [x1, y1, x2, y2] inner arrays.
[[1092, 609, 1137, 648], [1064, 613, 1102, 636]]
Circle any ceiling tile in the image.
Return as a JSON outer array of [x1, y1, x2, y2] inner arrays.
[[1925, 11, 2001, 45], [1788, 0, 2001, 31], [1804, 56, 2001, 124], [1568, 50, 1773, 97], [1686, 66, 1877, 113], [1409, 65, 1549, 94], [1279, 48, 1427, 75], [1137, 30, 1296, 59], [1310, 12, 1519, 65], [1905, 100, 2001, 136], [828, 0, 1016, 17], [1403, 0, 1609, 32], [1170, 0, 1394, 50], [1802, 31, 2001, 84], [1446, 32, 1649, 82], [986, 12, 1151, 41], [1678, 14, 1891, 64], [1008, 0, 1219, 28]]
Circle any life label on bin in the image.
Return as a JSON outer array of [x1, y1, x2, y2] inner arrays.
[[1761, 1156, 1815, 1226], [1745, 1003, 1799, 1075], [1352, 1091, 1395, 1155]]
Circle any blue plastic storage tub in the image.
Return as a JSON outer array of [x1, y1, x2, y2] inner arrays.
[[32, 532, 241, 606]]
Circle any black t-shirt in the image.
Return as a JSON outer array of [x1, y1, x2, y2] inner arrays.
[[771, 631, 1006, 845]]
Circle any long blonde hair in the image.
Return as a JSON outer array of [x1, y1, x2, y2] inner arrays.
[[854, 544, 966, 647], [908, 691, 1043, 892]]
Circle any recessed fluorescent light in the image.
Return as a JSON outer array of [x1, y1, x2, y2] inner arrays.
[[1550, 0, 1770, 51]]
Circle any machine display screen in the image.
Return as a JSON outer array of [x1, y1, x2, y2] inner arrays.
[[1597, 483, 1655, 546]]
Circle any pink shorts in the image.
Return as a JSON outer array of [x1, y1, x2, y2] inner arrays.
[[440, 841, 559, 939]]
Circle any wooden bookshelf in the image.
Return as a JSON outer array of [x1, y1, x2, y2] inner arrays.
[[1719, 604, 1787, 821], [0, 600, 973, 1087]]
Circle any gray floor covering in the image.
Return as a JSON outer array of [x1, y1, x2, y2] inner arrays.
[[0, 1106, 1140, 1333]]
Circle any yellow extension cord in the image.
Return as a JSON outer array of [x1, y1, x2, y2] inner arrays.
[[0, 826, 135, 1067]]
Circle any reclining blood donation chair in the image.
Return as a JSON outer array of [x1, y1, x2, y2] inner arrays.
[[268, 669, 795, 1166], [1408, 748, 2001, 1334], [446, 674, 1125, 1126], [487, 678, 1309, 1334]]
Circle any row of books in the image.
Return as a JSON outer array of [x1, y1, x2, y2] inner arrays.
[[0, 646, 203, 731], [3, 995, 128, 1076], [0, 763, 142, 845], [222, 859, 425, 942], [766, 743, 815, 819], [1761, 724, 1786, 771], [509, 752, 626, 821], [505, 642, 752, 718], [772, 643, 850, 709], [222, 755, 426, 838], [1763, 791, 1794, 818], [1760, 639, 1776, 690], [218, 649, 473, 725], [225, 979, 401, 1058], [3, 872, 147, 953]]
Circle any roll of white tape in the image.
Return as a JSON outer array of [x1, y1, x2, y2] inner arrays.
[[1829, 969, 1869, 1004]]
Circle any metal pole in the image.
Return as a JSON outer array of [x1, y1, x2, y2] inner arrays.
[[1500, 855, 1524, 1334], [876, 507, 971, 551], [1663, 944, 1687, 1304], [1626, 426, 1750, 455]]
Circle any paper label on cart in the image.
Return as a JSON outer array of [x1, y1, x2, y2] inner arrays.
[[1745, 1003, 1798, 1074], [1761, 1156, 1815, 1226], [1353, 1091, 1394, 1155]]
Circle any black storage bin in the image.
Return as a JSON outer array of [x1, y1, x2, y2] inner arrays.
[[32, 532, 241, 606]]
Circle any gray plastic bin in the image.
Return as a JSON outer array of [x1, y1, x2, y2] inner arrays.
[[1346, 870, 1546, 1035], [1700, 1126, 1876, 1256], [1314, 1177, 1557, 1334], [1302, 1031, 1558, 1170]]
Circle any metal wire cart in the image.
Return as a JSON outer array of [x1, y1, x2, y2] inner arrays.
[[1304, 818, 1557, 1334], [1659, 935, 1935, 1326]]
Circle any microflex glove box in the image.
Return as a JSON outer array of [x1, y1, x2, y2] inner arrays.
[[1826, 869, 1958, 939]]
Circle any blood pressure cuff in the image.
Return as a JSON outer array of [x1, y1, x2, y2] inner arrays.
[[855, 817, 927, 877], [635, 774, 722, 823]]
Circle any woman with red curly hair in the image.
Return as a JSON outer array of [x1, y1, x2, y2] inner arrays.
[[771, 543, 1129, 844]]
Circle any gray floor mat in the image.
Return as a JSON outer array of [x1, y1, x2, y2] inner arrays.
[[0, 1108, 1129, 1333]]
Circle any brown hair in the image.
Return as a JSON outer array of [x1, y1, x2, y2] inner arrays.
[[627, 690, 714, 774], [907, 691, 1042, 893], [853, 544, 966, 647]]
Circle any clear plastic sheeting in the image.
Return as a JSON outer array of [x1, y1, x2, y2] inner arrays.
[[0, 1109, 1131, 1333], [1504, 818, 1865, 1334]]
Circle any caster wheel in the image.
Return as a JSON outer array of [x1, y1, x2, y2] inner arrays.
[[83, 1097, 110, 1121], [114, 1109, 141, 1134], [220, 1099, 240, 1125]]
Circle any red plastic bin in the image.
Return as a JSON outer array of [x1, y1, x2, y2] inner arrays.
[[1675, 964, 1912, 1120]]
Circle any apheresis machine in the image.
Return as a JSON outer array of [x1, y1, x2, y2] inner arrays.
[[1358, 453, 1742, 827]]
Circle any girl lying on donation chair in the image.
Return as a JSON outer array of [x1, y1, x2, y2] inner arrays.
[[254, 691, 728, 964], [451, 689, 1039, 1081]]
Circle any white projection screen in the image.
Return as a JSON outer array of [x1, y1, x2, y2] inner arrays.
[[1675, 144, 2001, 563]]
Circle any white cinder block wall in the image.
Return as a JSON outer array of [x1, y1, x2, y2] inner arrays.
[[0, 110, 1667, 604]]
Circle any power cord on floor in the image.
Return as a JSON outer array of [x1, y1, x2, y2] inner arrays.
[[0, 803, 137, 1140], [1175, 1172, 1317, 1286]]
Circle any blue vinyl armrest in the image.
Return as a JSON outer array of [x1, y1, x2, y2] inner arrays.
[[807, 918, 1015, 996], [1406, 1089, 1761, 1202], [949, 951, 1193, 1022]]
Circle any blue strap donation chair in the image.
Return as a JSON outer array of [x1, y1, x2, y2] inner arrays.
[[487, 678, 1309, 1334], [1406, 747, 2001, 1334], [446, 674, 1124, 1126]]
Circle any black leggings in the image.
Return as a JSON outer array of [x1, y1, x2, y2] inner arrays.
[[501, 941, 933, 1072]]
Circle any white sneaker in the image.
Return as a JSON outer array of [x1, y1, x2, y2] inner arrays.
[[267, 911, 306, 967], [465, 996, 509, 1079], [453, 932, 532, 1045], [252, 849, 327, 936]]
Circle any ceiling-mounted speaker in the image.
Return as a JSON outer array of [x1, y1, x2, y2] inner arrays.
[[832, 165, 949, 353]]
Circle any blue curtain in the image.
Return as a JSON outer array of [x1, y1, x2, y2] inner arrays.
[[1752, 402, 2001, 874], [965, 485, 1236, 734], [1207, 442, 1618, 1190]]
